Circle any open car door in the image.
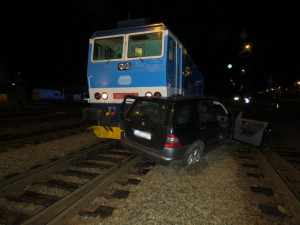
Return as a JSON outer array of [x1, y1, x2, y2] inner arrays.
[[120, 95, 138, 120], [233, 104, 274, 146]]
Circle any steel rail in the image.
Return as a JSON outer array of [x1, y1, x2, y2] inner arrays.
[[0, 141, 114, 197], [23, 154, 142, 225], [0, 124, 91, 152], [258, 150, 300, 211]]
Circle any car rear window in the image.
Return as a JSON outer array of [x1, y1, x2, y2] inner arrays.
[[128, 100, 170, 125]]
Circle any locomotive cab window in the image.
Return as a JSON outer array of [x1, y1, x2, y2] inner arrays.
[[128, 32, 163, 58], [92, 36, 124, 61], [168, 37, 175, 61]]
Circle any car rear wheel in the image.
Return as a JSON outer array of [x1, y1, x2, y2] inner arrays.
[[185, 140, 204, 166]]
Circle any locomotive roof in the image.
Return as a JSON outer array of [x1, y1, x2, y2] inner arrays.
[[91, 23, 168, 38]]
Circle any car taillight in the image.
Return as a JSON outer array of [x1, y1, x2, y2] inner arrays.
[[165, 134, 181, 147]]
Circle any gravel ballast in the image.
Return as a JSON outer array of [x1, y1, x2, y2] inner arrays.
[[87, 145, 293, 225], [0, 132, 100, 180], [1, 131, 299, 224]]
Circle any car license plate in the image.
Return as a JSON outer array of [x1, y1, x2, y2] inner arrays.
[[134, 129, 151, 140]]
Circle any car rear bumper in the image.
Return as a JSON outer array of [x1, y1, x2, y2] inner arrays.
[[120, 137, 188, 166]]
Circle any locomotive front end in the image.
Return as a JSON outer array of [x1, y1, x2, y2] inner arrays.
[[83, 23, 168, 139]]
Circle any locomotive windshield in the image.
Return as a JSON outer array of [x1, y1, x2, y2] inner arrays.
[[93, 36, 124, 61], [128, 32, 163, 58], [91, 31, 163, 61]]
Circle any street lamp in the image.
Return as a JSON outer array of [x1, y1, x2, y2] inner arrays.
[[244, 44, 251, 50], [239, 43, 252, 58]]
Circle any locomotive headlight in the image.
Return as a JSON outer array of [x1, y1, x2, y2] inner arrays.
[[118, 62, 131, 70], [101, 92, 108, 100], [145, 92, 152, 97]]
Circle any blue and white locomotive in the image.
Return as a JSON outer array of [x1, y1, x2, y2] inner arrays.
[[84, 21, 204, 139]]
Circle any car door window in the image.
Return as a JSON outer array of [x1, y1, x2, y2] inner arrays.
[[213, 103, 228, 128], [241, 105, 272, 122], [197, 101, 216, 122], [176, 104, 191, 126], [233, 105, 273, 146]]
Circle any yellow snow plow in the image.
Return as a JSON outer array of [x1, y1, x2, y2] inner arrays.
[[84, 95, 137, 140], [88, 126, 123, 140]]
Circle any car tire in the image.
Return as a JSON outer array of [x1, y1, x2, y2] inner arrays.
[[184, 140, 204, 166]]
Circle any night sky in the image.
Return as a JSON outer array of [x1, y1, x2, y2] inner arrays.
[[1, 1, 299, 95]]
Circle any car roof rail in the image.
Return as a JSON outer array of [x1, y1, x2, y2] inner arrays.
[[169, 94, 183, 99]]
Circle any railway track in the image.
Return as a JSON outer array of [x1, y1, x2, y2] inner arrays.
[[0, 125, 298, 224], [235, 145, 300, 221], [262, 135, 300, 203], [0, 141, 147, 224], [0, 122, 92, 152], [0, 109, 83, 127]]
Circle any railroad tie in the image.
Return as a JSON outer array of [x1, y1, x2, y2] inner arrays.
[[134, 161, 157, 167], [34, 179, 81, 192], [250, 186, 274, 197], [78, 205, 115, 219], [246, 173, 264, 178], [92, 155, 124, 163], [258, 204, 287, 217], [78, 161, 114, 169], [7, 191, 61, 206], [101, 189, 130, 199], [115, 178, 141, 186], [60, 169, 99, 179], [242, 163, 259, 168], [128, 167, 150, 175], [0, 207, 31, 225], [101, 150, 132, 157]]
